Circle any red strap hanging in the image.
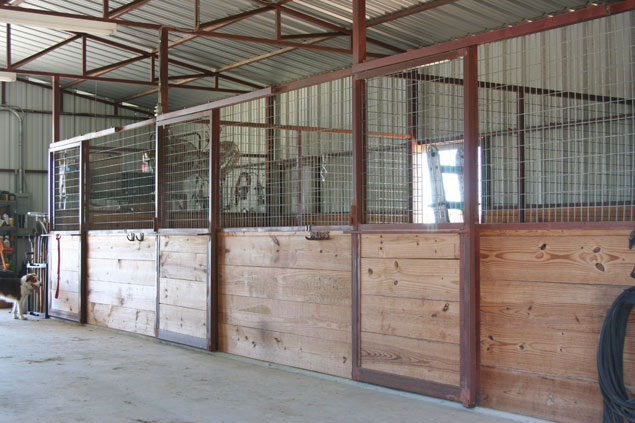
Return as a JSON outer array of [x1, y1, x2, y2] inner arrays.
[[55, 234, 61, 299]]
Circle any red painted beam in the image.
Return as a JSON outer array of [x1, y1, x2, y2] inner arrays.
[[51, 75, 61, 143], [108, 0, 152, 19], [5, 23, 10, 68], [159, 27, 169, 113]]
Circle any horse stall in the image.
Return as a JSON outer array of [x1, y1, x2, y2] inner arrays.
[[47, 9, 634, 423]]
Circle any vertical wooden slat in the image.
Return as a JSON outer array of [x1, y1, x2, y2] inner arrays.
[[460, 45, 479, 408]]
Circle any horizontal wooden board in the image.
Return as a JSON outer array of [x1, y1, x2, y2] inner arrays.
[[361, 234, 460, 259], [87, 258, 156, 286], [159, 304, 206, 339], [159, 251, 207, 282], [87, 280, 156, 312], [48, 271, 80, 293], [480, 366, 623, 423], [160, 278, 206, 311], [480, 229, 631, 237], [481, 279, 635, 333], [219, 323, 351, 378], [481, 319, 635, 383], [360, 331, 460, 386], [220, 265, 351, 306], [361, 258, 459, 301], [87, 235, 156, 260], [219, 294, 351, 343], [219, 232, 351, 272], [361, 295, 459, 344], [160, 235, 207, 254], [88, 303, 155, 337], [49, 290, 79, 314], [480, 234, 635, 285]]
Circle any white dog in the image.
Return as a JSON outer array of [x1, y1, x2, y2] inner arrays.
[[0, 272, 41, 320]]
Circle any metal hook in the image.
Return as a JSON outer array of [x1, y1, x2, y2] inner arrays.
[[136, 233, 144, 242], [126, 233, 135, 242]]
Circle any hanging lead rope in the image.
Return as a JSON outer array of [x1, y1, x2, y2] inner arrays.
[[55, 234, 61, 299]]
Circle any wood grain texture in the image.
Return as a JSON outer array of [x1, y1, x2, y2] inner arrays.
[[88, 258, 156, 286], [219, 323, 352, 378], [361, 233, 460, 259], [160, 235, 207, 254], [87, 235, 156, 260], [220, 265, 351, 306], [48, 271, 80, 293], [159, 303, 207, 339], [87, 280, 156, 312], [88, 303, 155, 336], [49, 290, 79, 313], [219, 232, 351, 271], [160, 278, 206, 310], [480, 234, 635, 285], [361, 258, 459, 301], [361, 295, 459, 344], [159, 251, 207, 282], [219, 294, 351, 343], [360, 331, 460, 386]]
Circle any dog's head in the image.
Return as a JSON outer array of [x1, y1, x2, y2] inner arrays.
[[22, 273, 41, 291]]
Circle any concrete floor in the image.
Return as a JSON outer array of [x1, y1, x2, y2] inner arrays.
[[0, 312, 526, 423]]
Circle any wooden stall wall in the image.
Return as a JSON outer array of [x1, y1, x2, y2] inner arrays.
[[360, 233, 461, 386], [158, 235, 208, 348], [86, 234, 156, 336], [48, 234, 81, 319], [218, 231, 352, 378], [480, 229, 635, 423]]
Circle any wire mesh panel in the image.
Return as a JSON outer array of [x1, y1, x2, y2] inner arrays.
[[161, 118, 210, 229], [88, 125, 156, 230], [52, 146, 80, 231], [365, 59, 465, 225], [479, 13, 635, 223], [219, 78, 353, 228]]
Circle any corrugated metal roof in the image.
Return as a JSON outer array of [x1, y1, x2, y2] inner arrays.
[[0, 0, 595, 112]]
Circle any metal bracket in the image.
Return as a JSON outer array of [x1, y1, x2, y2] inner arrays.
[[306, 231, 329, 241], [126, 233, 135, 242], [136, 233, 144, 242]]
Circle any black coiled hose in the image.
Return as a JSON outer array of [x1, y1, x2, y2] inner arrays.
[[597, 286, 635, 423]]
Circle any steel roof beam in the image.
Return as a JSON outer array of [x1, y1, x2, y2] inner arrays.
[[366, 0, 459, 27], [8, 34, 82, 70], [108, 0, 153, 19]]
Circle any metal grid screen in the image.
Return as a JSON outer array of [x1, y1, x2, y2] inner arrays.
[[479, 13, 635, 223], [161, 118, 210, 229], [88, 125, 156, 230], [365, 59, 465, 224], [220, 78, 352, 228], [53, 146, 80, 231]]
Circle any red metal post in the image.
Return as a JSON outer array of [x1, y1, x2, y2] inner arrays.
[[5, 23, 10, 69], [460, 45, 479, 408], [103, 0, 109, 18], [52, 75, 61, 143], [275, 8, 282, 40], [209, 108, 220, 351], [351, 0, 366, 381], [159, 27, 169, 113], [82, 35, 87, 77]]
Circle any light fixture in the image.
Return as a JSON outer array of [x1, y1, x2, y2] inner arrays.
[[0, 9, 117, 35], [0, 72, 17, 82]]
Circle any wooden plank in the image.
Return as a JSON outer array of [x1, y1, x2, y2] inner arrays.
[[87, 280, 156, 311], [480, 234, 635, 285], [50, 247, 80, 272], [479, 366, 635, 423], [361, 295, 459, 344], [87, 258, 156, 286], [159, 303, 207, 339], [361, 258, 459, 301], [360, 331, 460, 386], [159, 251, 207, 282], [87, 235, 156, 260], [219, 265, 351, 306], [361, 234, 460, 259], [48, 271, 80, 293], [219, 323, 352, 378], [160, 235, 207, 254], [88, 302, 155, 336], [481, 319, 635, 382], [160, 278, 206, 310], [49, 290, 79, 313], [480, 228, 631, 237], [481, 279, 635, 333], [219, 294, 351, 343], [219, 232, 351, 271]]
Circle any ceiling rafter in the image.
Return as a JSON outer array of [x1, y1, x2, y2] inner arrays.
[[8, 34, 81, 70], [108, 0, 153, 19]]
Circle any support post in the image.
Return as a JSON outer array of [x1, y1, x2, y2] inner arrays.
[[159, 27, 169, 113], [460, 45, 479, 408], [79, 140, 89, 324], [209, 108, 221, 351], [52, 75, 61, 143], [82, 35, 87, 77], [6, 24, 10, 69], [351, 0, 366, 381]]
